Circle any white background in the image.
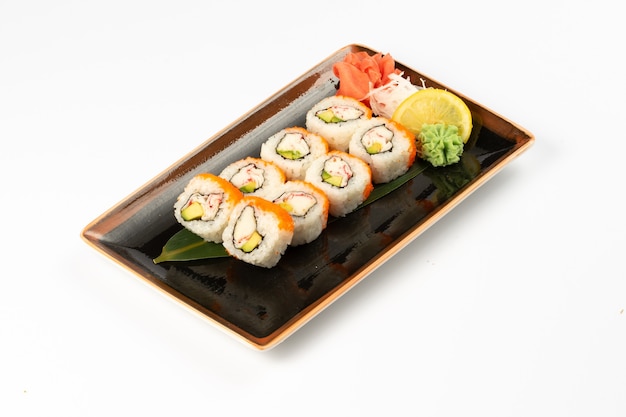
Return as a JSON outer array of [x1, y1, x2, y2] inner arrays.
[[2, 1, 625, 416]]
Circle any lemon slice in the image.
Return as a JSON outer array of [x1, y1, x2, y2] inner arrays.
[[391, 88, 473, 143]]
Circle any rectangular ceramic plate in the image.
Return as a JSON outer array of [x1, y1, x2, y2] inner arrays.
[[82, 44, 534, 350]]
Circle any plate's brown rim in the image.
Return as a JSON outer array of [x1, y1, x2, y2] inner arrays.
[[81, 43, 534, 351]]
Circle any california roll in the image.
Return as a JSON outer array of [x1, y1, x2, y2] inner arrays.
[[348, 117, 417, 184], [260, 127, 329, 181], [269, 180, 330, 246], [304, 150, 373, 217], [174, 173, 244, 243], [219, 157, 286, 199], [221, 196, 294, 268], [305, 95, 372, 152]]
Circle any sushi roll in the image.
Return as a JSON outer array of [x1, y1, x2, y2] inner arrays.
[[260, 126, 329, 181], [305, 95, 372, 152], [174, 173, 244, 243], [348, 117, 417, 184], [269, 180, 330, 246], [304, 150, 373, 218], [221, 196, 294, 268], [219, 157, 286, 199]]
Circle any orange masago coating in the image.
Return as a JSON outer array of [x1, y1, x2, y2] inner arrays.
[[245, 196, 295, 233], [195, 173, 243, 199]]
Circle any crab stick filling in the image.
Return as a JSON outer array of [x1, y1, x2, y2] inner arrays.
[[274, 191, 317, 217], [321, 155, 352, 188], [361, 124, 394, 155], [276, 132, 311, 160], [316, 105, 364, 123], [232, 205, 263, 252], [181, 192, 223, 221], [229, 163, 265, 193]]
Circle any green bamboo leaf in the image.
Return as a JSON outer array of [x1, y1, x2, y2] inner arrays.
[[357, 159, 429, 208], [154, 159, 430, 264], [153, 228, 228, 264]]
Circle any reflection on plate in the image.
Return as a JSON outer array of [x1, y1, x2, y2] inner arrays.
[[81, 44, 534, 350]]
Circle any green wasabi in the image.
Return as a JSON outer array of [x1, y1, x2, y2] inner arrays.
[[418, 123, 464, 167]]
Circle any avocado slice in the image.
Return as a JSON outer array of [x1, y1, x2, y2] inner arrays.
[[276, 149, 302, 160], [316, 109, 343, 123], [241, 230, 262, 253], [239, 181, 257, 193], [277, 201, 293, 213], [366, 142, 382, 154], [322, 170, 344, 187], [181, 201, 204, 221]]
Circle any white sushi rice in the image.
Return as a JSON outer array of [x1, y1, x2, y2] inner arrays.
[[221, 196, 294, 268], [260, 127, 329, 181], [305, 95, 372, 152], [173, 173, 242, 243], [348, 117, 416, 184], [304, 150, 373, 218]]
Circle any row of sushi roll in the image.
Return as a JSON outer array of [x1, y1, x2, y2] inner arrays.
[[173, 50, 466, 268], [174, 94, 418, 268]]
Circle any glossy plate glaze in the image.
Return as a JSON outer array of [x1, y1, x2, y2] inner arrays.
[[81, 44, 534, 350]]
